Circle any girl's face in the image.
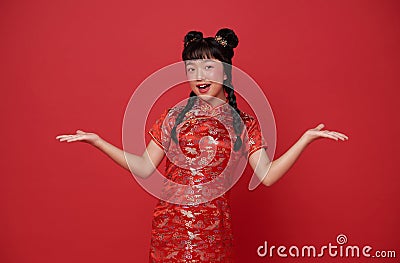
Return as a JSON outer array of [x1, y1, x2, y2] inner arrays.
[[185, 58, 227, 106]]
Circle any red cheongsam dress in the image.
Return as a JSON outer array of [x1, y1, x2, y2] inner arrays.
[[147, 98, 268, 262]]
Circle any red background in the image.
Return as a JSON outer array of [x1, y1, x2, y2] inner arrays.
[[1, 0, 399, 262]]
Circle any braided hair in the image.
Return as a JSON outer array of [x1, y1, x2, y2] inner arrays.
[[171, 28, 243, 151]]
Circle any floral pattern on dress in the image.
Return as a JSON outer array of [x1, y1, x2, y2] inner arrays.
[[147, 98, 267, 262]]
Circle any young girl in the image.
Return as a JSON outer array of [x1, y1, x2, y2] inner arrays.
[[56, 28, 348, 262]]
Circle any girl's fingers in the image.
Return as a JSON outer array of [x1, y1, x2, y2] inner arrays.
[[325, 131, 349, 140], [319, 131, 349, 141], [66, 138, 82, 142], [57, 134, 81, 141], [334, 133, 348, 140], [336, 132, 349, 140], [56, 135, 69, 139], [57, 135, 70, 140], [65, 135, 85, 142], [59, 136, 76, 142], [312, 124, 349, 140], [319, 133, 339, 141], [56, 131, 86, 140]]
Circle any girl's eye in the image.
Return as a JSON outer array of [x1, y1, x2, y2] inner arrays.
[[187, 68, 195, 72], [205, 65, 214, 69]]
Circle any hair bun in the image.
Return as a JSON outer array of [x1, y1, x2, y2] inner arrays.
[[183, 31, 203, 47], [215, 28, 239, 49]]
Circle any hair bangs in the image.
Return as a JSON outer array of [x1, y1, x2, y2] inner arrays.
[[182, 39, 224, 62]]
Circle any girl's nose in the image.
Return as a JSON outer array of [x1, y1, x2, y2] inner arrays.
[[196, 69, 205, 80]]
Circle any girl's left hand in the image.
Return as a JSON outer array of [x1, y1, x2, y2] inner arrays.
[[302, 124, 349, 144]]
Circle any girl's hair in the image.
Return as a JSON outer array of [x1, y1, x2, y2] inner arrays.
[[171, 28, 243, 151]]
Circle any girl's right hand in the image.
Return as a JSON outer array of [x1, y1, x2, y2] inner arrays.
[[56, 130, 101, 146]]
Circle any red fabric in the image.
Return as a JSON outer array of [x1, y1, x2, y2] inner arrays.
[[147, 98, 267, 262], [148, 101, 268, 159]]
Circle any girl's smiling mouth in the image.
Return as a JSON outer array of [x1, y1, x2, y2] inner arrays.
[[196, 83, 211, 93]]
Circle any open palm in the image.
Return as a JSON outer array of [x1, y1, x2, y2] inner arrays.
[[304, 124, 349, 143], [55, 130, 100, 145]]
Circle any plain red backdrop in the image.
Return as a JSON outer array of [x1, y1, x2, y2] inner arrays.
[[1, 0, 399, 262]]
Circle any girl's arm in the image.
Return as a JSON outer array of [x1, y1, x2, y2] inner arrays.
[[56, 130, 165, 178], [248, 124, 348, 186]]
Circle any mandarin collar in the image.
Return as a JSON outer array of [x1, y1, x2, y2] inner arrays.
[[191, 97, 230, 116]]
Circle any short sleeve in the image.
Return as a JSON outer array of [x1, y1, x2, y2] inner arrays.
[[243, 116, 268, 157], [148, 108, 172, 151]]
